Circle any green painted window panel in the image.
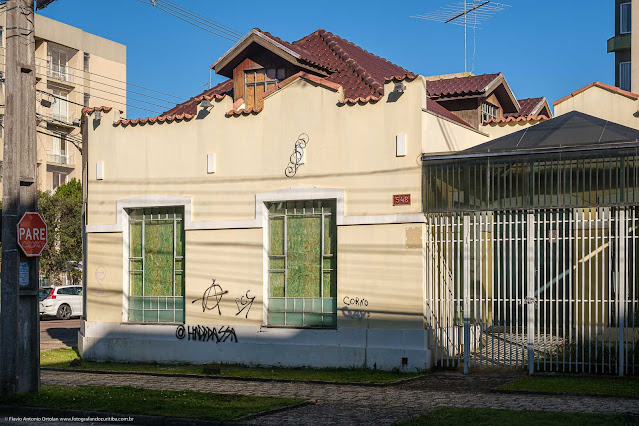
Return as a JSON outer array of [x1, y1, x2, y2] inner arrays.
[[304, 313, 323, 327], [269, 312, 285, 325], [286, 312, 303, 325], [270, 217, 284, 255], [174, 298, 185, 310], [324, 215, 335, 255], [323, 257, 335, 270], [287, 215, 321, 297], [269, 298, 285, 311], [130, 259, 143, 272], [269, 272, 284, 297], [144, 221, 174, 296], [323, 298, 336, 312], [323, 314, 336, 327], [176, 224, 184, 256], [270, 257, 285, 270], [175, 259, 184, 272], [311, 298, 322, 313], [130, 273, 143, 296], [143, 310, 158, 323], [323, 271, 336, 298], [149, 297, 159, 309], [175, 310, 184, 323], [130, 297, 143, 309], [130, 222, 142, 257], [129, 309, 143, 322], [293, 298, 304, 312], [175, 272, 183, 296], [158, 310, 175, 323]]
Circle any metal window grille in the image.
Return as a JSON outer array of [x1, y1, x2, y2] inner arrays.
[[620, 62, 632, 92], [481, 102, 499, 123], [128, 207, 185, 323], [83, 53, 90, 72], [244, 68, 284, 108], [267, 200, 337, 328], [621, 2, 632, 34], [83, 93, 90, 107]]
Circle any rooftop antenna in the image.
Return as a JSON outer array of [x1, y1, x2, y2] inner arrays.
[[411, 1, 510, 72]]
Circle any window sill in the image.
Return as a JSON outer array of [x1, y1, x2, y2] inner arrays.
[[261, 324, 337, 330]]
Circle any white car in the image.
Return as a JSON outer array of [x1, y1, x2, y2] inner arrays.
[[39, 285, 83, 320]]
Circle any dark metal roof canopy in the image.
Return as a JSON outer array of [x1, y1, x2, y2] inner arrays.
[[422, 111, 639, 162]]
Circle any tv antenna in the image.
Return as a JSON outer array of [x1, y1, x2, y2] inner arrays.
[[411, 1, 510, 72]]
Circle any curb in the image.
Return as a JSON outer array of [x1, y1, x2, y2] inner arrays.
[[491, 388, 639, 400], [41, 368, 427, 387], [0, 405, 230, 425]]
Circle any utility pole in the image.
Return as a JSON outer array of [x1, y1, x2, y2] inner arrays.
[[0, 0, 39, 394]]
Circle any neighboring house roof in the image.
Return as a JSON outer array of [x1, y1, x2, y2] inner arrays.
[[464, 111, 639, 154], [427, 73, 502, 98], [425, 98, 473, 129], [553, 81, 639, 105], [163, 28, 415, 116], [504, 97, 550, 118]]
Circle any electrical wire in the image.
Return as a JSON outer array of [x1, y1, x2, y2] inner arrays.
[[135, 0, 241, 42], [156, 0, 243, 39]]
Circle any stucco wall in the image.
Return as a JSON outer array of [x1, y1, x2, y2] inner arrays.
[[85, 232, 124, 323], [554, 86, 639, 129]]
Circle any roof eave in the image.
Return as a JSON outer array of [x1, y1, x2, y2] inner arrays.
[[483, 73, 521, 113]]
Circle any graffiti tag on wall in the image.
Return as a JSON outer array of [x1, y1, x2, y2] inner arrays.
[[175, 325, 238, 343], [94, 266, 106, 294], [235, 290, 255, 318], [191, 279, 228, 314], [341, 296, 370, 320]]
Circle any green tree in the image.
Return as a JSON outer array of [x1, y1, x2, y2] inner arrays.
[[38, 179, 82, 284]]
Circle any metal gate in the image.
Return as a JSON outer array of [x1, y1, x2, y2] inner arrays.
[[425, 207, 639, 375]]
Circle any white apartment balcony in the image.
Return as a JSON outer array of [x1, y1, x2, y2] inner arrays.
[[46, 62, 76, 86], [47, 152, 75, 168]]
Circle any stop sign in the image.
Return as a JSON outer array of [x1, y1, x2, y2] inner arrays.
[[17, 212, 48, 257]]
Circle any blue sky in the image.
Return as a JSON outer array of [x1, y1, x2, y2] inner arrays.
[[40, 0, 613, 119]]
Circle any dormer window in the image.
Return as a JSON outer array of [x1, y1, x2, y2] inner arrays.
[[481, 102, 499, 123], [245, 67, 286, 109]]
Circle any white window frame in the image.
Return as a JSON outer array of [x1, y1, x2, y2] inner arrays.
[[621, 2, 632, 34], [51, 171, 67, 192], [49, 47, 69, 81], [620, 61, 632, 92], [481, 102, 499, 123], [51, 88, 69, 122]]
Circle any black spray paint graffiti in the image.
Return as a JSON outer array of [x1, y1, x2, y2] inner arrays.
[[176, 325, 238, 343], [235, 290, 256, 319], [341, 296, 370, 320], [192, 279, 228, 314]]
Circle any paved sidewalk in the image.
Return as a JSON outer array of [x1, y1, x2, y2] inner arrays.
[[40, 370, 639, 425]]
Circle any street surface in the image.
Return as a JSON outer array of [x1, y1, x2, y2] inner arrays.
[[39, 318, 80, 351]]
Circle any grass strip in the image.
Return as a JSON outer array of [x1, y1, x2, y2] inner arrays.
[[394, 407, 638, 426], [41, 347, 423, 383], [498, 376, 639, 397], [3, 385, 302, 421]]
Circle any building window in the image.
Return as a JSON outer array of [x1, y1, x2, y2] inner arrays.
[[50, 134, 69, 165], [83, 93, 90, 107], [0, 27, 4, 48], [0, 114, 3, 138], [267, 200, 337, 328], [48, 47, 69, 81], [620, 61, 632, 91], [51, 88, 68, 122], [621, 2, 632, 34], [128, 207, 185, 323], [83, 53, 90, 72], [481, 102, 499, 123], [51, 171, 67, 191], [244, 68, 285, 109]]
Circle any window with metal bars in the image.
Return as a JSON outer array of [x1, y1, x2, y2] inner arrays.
[[244, 68, 285, 109], [128, 207, 185, 323], [267, 200, 337, 328], [481, 102, 499, 123]]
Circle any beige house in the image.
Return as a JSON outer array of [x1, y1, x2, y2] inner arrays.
[[0, 14, 126, 195], [79, 28, 548, 371]]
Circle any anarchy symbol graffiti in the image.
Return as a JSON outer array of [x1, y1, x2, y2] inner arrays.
[[192, 279, 228, 314]]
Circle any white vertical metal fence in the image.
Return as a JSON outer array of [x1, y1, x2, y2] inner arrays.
[[426, 207, 639, 375]]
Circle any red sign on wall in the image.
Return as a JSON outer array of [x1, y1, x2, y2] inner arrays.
[[393, 194, 411, 206], [17, 212, 48, 257]]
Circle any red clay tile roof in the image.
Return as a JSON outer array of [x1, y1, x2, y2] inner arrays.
[[81, 106, 113, 115], [161, 28, 415, 117], [161, 79, 233, 117], [504, 97, 548, 118], [115, 113, 195, 127], [484, 115, 550, 124], [553, 81, 639, 105], [426, 98, 473, 129], [427, 73, 501, 98]]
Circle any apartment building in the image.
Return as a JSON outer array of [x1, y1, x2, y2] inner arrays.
[[608, 0, 639, 91], [0, 14, 126, 195]]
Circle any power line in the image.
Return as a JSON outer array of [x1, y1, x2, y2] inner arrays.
[[135, 0, 241, 42], [156, 0, 243, 38], [0, 46, 186, 101]]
